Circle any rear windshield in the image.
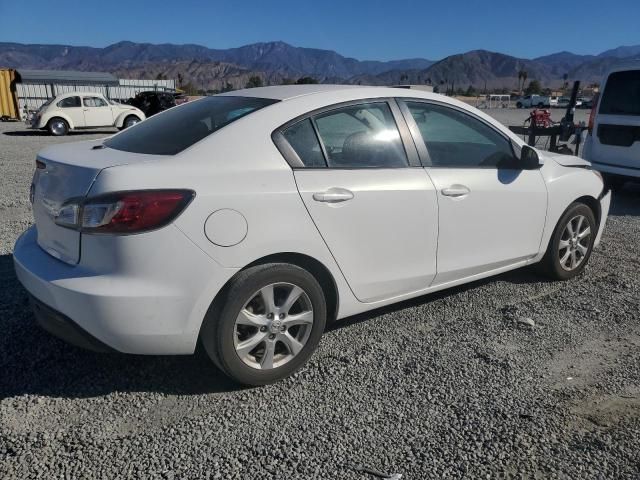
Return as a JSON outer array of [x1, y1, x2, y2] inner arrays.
[[600, 70, 640, 116], [104, 96, 279, 155]]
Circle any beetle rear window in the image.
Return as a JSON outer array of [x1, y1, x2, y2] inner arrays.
[[104, 96, 279, 155]]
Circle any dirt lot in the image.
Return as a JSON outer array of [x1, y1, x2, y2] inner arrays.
[[0, 112, 639, 479]]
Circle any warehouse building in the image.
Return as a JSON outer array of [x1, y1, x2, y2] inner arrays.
[[0, 68, 176, 121]]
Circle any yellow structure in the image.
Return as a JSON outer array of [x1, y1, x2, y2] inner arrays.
[[0, 69, 19, 120]]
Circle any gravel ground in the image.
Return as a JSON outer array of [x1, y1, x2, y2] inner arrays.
[[1, 113, 639, 479]]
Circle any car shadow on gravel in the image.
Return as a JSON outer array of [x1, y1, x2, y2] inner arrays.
[[3, 130, 117, 137], [609, 182, 640, 217], [0, 254, 241, 400], [330, 267, 554, 332]]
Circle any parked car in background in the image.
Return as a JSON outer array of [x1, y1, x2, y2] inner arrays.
[[30, 92, 145, 136], [126, 91, 176, 117], [516, 95, 550, 108], [549, 96, 559, 107], [578, 97, 593, 109], [14, 85, 610, 385], [556, 96, 583, 109], [582, 63, 640, 186]]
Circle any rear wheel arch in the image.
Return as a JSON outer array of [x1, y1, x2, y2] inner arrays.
[[199, 253, 339, 340]]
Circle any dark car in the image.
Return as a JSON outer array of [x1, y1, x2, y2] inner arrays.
[[126, 91, 176, 117]]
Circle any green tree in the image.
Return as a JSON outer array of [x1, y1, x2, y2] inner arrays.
[[465, 85, 477, 96], [296, 76, 318, 84], [221, 82, 234, 93], [245, 76, 263, 89], [525, 80, 542, 95], [280, 78, 295, 85]]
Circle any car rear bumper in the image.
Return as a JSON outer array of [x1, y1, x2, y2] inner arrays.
[[13, 225, 237, 355]]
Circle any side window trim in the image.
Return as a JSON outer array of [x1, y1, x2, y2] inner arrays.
[[309, 116, 330, 166], [396, 98, 519, 168], [272, 98, 421, 169]]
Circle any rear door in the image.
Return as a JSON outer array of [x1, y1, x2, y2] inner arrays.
[[82, 96, 114, 127], [591, 70, 640, 169], [398, 99, 547, 285], [276, 100, 439, 303]]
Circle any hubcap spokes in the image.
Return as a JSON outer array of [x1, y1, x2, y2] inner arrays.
[[558, 215, 591, 271], [234, 282, 313, 370]]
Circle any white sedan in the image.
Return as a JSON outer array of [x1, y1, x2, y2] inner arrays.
[[14, 85, 610, 385], [30, 92, 145, 135]]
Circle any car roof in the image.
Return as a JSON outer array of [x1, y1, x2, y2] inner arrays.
[[218, 84, 442, 102], [55, 91, 104, 99]]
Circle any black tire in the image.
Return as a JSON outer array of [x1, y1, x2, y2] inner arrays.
[[201, 263, 327, 386], [47, 118, 69, 136], [537, 102, 544, 107], [538, 202, 597, 280], [122, 115, 141, 129], [516, 102, 523, 109]]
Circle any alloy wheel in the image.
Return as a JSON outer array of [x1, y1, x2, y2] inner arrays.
[[558, 214, 592, 271], [233, 282, 314, 370]]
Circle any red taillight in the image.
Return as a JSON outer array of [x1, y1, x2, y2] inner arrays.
[[56, 190, 194, 234], [588, 93, 600, 135]]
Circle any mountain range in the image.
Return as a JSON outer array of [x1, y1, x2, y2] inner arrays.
[[1, 40, 639, 91]]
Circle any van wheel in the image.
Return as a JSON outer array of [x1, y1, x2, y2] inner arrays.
[[201, 263, 327, 386], [538, 202, 596, 280], [47, 118, 69, 136], [516, 102, 523, 109]]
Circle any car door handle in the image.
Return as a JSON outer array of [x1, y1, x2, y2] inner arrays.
[[441, 185, 471, 197], [312, 188, 354, 203]]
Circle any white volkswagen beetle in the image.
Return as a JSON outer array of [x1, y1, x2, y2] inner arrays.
[[14, 85, 610, 385], [30, 92, 145, 136]]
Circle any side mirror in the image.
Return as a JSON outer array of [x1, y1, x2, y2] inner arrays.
[[520, 145, 542, 170]]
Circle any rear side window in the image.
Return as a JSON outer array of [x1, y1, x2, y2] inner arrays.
[[283, 119, 326, 167], [83, 97, 107, 107], [313, 103, 408, 168], [105, 96, 278, 155], [57, 96, 81, 108], [600, 70, 640, 116]]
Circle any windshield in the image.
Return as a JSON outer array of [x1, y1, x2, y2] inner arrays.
[[104, 96, 278, 155]]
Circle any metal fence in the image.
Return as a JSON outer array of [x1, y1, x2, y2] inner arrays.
[[16, 79, 176, 117]]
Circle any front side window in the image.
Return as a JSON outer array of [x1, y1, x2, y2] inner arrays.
[[600, 70, 640, 116], [105, 96, 278, 155], [312, 103, 408, 168], [404, 101, 516, 168], [83, 97, 108, 107], [57, 96, 81, 108]]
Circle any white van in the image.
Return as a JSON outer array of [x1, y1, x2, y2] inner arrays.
[[582, 62, 640, 186]]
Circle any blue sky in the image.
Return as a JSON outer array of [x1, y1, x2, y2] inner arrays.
[[1, 0, 638, 60]]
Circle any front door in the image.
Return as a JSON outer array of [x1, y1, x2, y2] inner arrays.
[[399, 100, 548, 285], [280, 101, 439, 303], [82, 96, 113, 127]]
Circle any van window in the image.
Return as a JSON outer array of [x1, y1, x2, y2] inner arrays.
[[104, 96, 279, 155], [600, 70, 640, 116]]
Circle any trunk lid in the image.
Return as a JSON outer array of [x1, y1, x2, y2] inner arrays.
[[31, 139, 156, 264]]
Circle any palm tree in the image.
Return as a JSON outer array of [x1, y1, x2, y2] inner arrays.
[[517, 70, 528, 95], [563, 73, 569, 91]]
